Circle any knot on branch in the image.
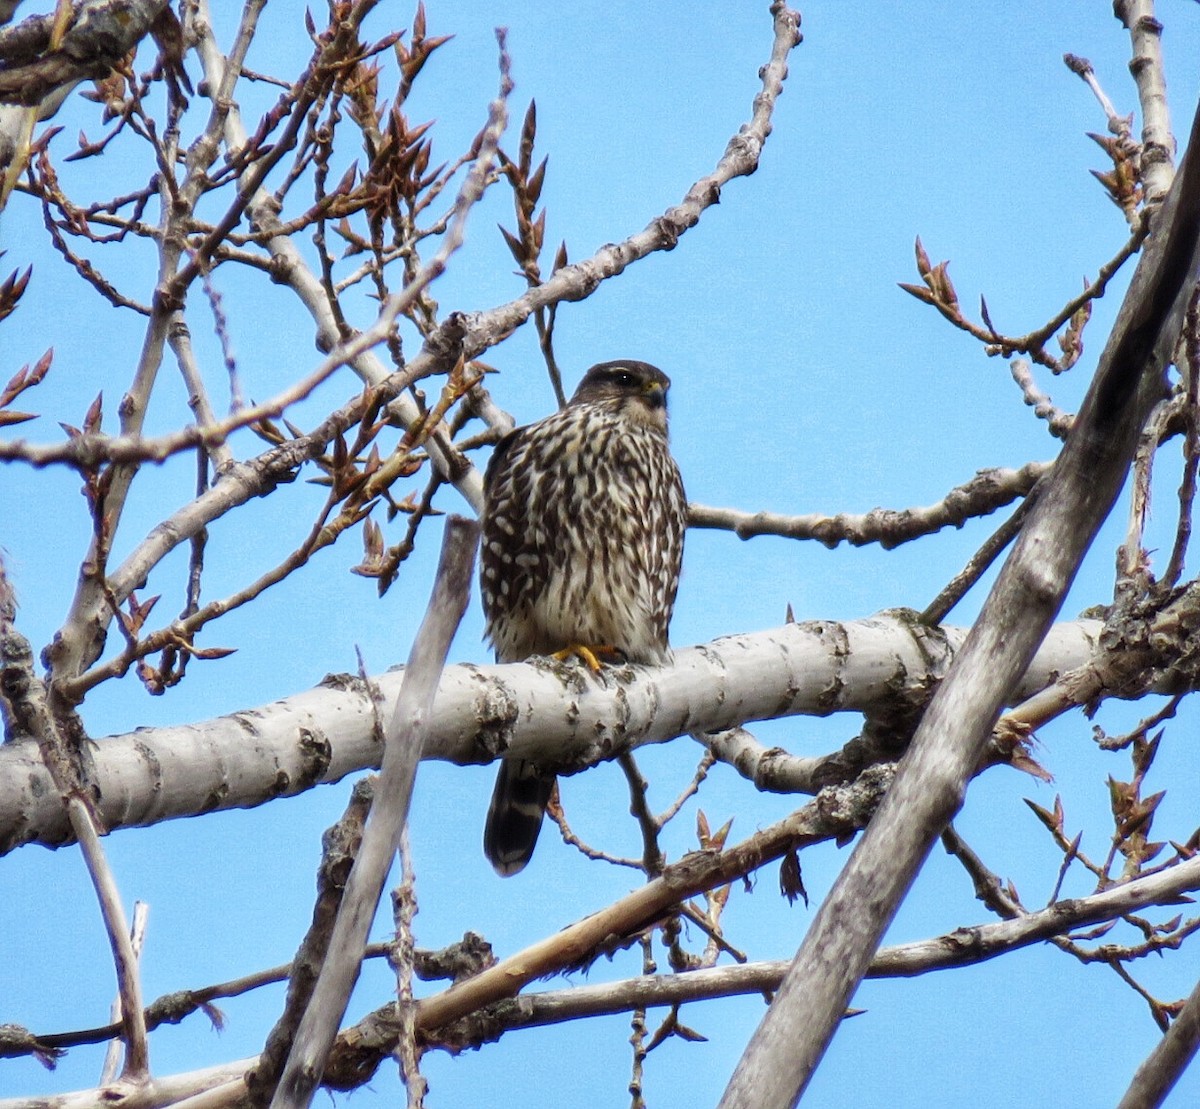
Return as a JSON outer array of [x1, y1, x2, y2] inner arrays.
[[1100, 581, 1200, 699], [815, 762, 896, 836], [462, 670, 520, 763], [413, 931, 496, 983], [0, 0, 167, 106], [0, 1022, 65, 1068], [421, 310, 468, 371]]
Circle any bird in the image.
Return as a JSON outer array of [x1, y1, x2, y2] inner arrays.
[[479, 359, 688, 875]]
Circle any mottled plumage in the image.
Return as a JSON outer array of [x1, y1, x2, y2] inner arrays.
[[481, 360, 687, 875]]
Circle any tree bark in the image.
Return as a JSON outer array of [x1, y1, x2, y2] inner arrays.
[[719, 91, 1200, 1109], [0, 616, 1104, 851]]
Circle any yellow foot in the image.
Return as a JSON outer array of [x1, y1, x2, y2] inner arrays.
[[551, 644, 624, 672]]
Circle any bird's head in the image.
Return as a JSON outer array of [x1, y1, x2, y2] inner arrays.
[[569, 360, 672, 431]]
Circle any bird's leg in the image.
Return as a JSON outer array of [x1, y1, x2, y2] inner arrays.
[[551, 644, 626, 672]]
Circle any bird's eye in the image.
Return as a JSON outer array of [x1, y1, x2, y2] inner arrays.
[[611, 370, 636, 388]]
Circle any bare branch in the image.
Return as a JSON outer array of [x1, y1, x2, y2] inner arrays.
[[719, 88, 1200, 1109], [270, 515, 477, 1107], [1117, 972, 1200, 1109], [688, 461, 1049, 549], [99, 900, 148, 1083], [431, 850, 1200, 1041], [920, 497, 1032, 625], [0, 616, 1108, 853], [10, 851, 1199, 1103], [1009, 359, 1075, 438], [68, 796, 149, 1080], [0, 560, 149, 1076], [700, 727, 830, 795], [1114, 0, 1175, 203], [454, 1, 803, 359]]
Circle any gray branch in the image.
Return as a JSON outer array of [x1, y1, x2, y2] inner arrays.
[[688, 461, 1050, 549], [0, 614, 1104, 849], [0, 0, 166, 106], [0, 615, 1104, 853], [718, 89, 1200, 1109], [444, 850, 1200, 1038], [270, 516, 477, 1107], [1117, 972, 1200, 1109]]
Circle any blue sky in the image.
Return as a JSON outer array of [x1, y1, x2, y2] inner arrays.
[[4, 1, 1200, 1105]]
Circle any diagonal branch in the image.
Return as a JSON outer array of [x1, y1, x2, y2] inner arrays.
[[269, 515, 478, 1107], [1117, 970, 1200, 1109], [719, 89, 1200, 1109], [0, 562, 149, 1080], [15, 796, 1198, 1105]]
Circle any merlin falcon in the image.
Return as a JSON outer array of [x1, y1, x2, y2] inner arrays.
[[480, 360, 688, 875]]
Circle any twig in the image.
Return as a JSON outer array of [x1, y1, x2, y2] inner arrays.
[[2, 941, 403, 1060], [68, 796, 149, 1079], [1064, 52, 1131, 136], [1116, 394, 1176, 597], [1064, 52, 1143, 225], [99, 901, 149, 1083], [618, 751, 665, 876], [1114, 0, 1175, 203], [1094, 694, 1182, 752], [166, 311, 234, 474], [941, 825, 1023, 919], [902, 229, 1145, 371], [657, 750, 714, 825], [453, 0, 803, 359], [920, 496, 1034, 625], [1009, 358, 1075, 438], [546, 787, 642, 869], [628, 937, 652, 1109]]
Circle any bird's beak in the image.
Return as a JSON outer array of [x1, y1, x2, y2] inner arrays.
[[643, 381, 667, 409]]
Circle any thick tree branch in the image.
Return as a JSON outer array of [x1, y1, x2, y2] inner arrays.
[[0, 616, 1106, 852], [720, 90, 1200, 1109]]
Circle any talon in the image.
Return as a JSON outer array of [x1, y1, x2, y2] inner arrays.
[[551, 644, 623, 672]]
